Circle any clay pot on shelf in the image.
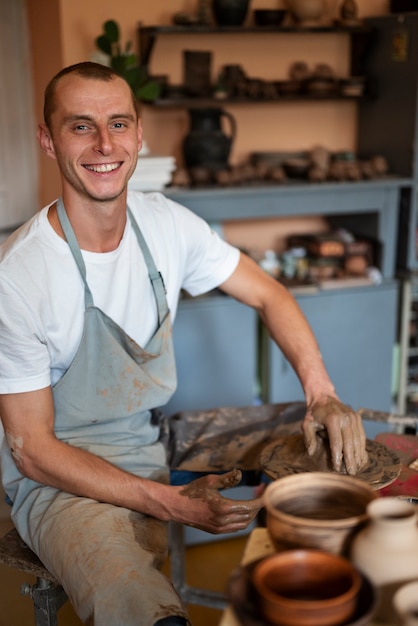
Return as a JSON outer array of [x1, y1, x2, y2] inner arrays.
[[212, 0, 251, 26], [285, 0, 327, 25], [350, 497, 418, 624], [182, 107, 236, 173]]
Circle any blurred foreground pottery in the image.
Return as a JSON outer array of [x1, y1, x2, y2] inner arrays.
[[393, 581, 418, 626], [252, 549, 361, 626], [263, 472, 378, 555], [350, 497, 418, 624], [227, 552, 378, 626]]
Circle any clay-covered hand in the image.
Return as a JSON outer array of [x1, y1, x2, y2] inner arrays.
[[179, 469, 263, 534], [302, 396, 368, 475]]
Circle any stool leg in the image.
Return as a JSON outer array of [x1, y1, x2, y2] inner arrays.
[[21, 577, 67, 626], [169, 522, 227, 609]]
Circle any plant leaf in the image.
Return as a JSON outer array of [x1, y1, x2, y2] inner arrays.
[[135, 81, 161, 102], [103, 20, 119, 43], [96, 34, 112, 56]]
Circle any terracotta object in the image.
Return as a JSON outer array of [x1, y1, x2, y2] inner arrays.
[[252, 549, 362, 626], [263, 472, 378, 556], [228, 556, 378, 626], [350, 497, 418, 624]]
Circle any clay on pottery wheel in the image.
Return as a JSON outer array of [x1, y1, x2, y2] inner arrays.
[[260, 433, 401, 490]]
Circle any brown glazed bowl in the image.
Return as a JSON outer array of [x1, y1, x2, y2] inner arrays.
[[263, 472, 379, 556], [252, 549, 362, 626]]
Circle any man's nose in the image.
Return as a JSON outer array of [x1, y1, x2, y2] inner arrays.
[[94, 128, 112, 153]]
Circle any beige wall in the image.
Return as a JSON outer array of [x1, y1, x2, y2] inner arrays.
[[26, 0, 390, 211]]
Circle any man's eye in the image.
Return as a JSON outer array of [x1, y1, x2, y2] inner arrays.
[[74, 124, 88, 131], [112, 122, 125, 129]]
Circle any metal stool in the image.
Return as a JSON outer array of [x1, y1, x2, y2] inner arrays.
[[0, 527, 67, 626]]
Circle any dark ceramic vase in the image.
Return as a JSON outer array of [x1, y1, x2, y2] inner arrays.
[[183, 107, 236, 172], [212, 0, 250, 26]]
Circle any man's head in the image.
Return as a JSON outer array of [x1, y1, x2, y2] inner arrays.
[[37, 61, 142, 205], [43, 62, 139, 133]]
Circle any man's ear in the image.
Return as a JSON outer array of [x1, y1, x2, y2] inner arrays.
[[137, 118, 143, 153], [36, 124, 57, 161]]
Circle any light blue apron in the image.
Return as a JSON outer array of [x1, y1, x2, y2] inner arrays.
[[6, 198, 188, 625]]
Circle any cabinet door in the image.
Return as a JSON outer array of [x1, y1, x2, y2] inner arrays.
[[162, 294, 257, 416], [264, 282, 399, 413]]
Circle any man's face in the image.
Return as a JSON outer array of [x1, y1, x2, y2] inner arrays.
[[39, 74, 142, 204]]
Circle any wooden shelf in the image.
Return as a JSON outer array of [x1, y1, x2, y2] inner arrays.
[[137, 22, 373, 69], [146, 91, 366, 108]]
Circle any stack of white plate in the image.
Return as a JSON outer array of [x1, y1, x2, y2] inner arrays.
[[129, 154, 177, 192]]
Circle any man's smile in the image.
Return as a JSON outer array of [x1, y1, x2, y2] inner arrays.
[[83, 162, 122, 173]]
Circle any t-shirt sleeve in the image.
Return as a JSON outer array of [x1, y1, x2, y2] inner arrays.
[[0, 278, 51, 394], [165, 197, 240, 297]]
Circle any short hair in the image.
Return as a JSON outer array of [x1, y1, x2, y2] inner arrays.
[[43, 61, 138, 131]]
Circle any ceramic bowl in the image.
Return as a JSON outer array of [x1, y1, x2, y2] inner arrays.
[[252, 549, 362, 626], [254, 9, 287, 26], [393, 581, 418, 626], [263, 472, 379, 555]]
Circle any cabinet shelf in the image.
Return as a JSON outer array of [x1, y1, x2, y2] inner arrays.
[[147, 91, 366, 108], [137, 22, 373, 70]]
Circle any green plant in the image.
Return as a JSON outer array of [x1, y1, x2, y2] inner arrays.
[[95, 19, 160, 102]]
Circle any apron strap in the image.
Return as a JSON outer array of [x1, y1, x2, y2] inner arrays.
[[57, 198, 94, 308], [56, 199, 169, 324], [127, 208, 168, 325]]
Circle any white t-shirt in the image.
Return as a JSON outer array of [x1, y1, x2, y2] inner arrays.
[[0, 190, 240, 394]]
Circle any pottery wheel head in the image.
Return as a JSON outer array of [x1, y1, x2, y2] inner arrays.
[[260, 434, 401, 490]]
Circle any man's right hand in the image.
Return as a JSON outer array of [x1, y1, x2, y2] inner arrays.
[[176, 469, 262, 534]]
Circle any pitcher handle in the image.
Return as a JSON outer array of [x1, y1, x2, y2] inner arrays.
[[220, 109, 236, 143]]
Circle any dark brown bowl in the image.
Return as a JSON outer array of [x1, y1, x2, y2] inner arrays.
[[252, 550, 362, 626], [254, 9, 287, 26]]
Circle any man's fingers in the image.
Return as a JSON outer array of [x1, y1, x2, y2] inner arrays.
[[302, 419, 323, 455]]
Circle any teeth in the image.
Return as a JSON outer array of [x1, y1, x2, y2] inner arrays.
[[85, 163, 119, 173]]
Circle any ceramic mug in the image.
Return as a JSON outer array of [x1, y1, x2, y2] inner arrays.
[[393, 581, 418, 626]]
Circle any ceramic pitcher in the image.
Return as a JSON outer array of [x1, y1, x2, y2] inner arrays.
[[182, 107, 236, 172], [350, 497, 418, 624]]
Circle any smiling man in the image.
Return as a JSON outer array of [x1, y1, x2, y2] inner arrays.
[[0, 62, 367, 626]]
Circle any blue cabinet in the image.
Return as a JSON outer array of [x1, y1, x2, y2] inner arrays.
[[262, 282, 398, 412], [164, 185, 403, 416], [163, 294, 257, 416]]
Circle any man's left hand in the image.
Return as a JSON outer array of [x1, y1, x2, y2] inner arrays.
[[302, 396, 368, 475]]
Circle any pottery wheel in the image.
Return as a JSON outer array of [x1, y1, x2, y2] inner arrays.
[[260, 434, 401, 490]]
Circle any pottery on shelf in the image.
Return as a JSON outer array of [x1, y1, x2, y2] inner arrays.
[[350, 497, 418, 624], [285, 0, 327, 26], [182, 107, 236, 173], [212, 0, 251, 26]]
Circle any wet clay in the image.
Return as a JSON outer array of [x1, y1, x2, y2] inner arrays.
[[260, 434, 401, 490], [168, 402, 307, 472]]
